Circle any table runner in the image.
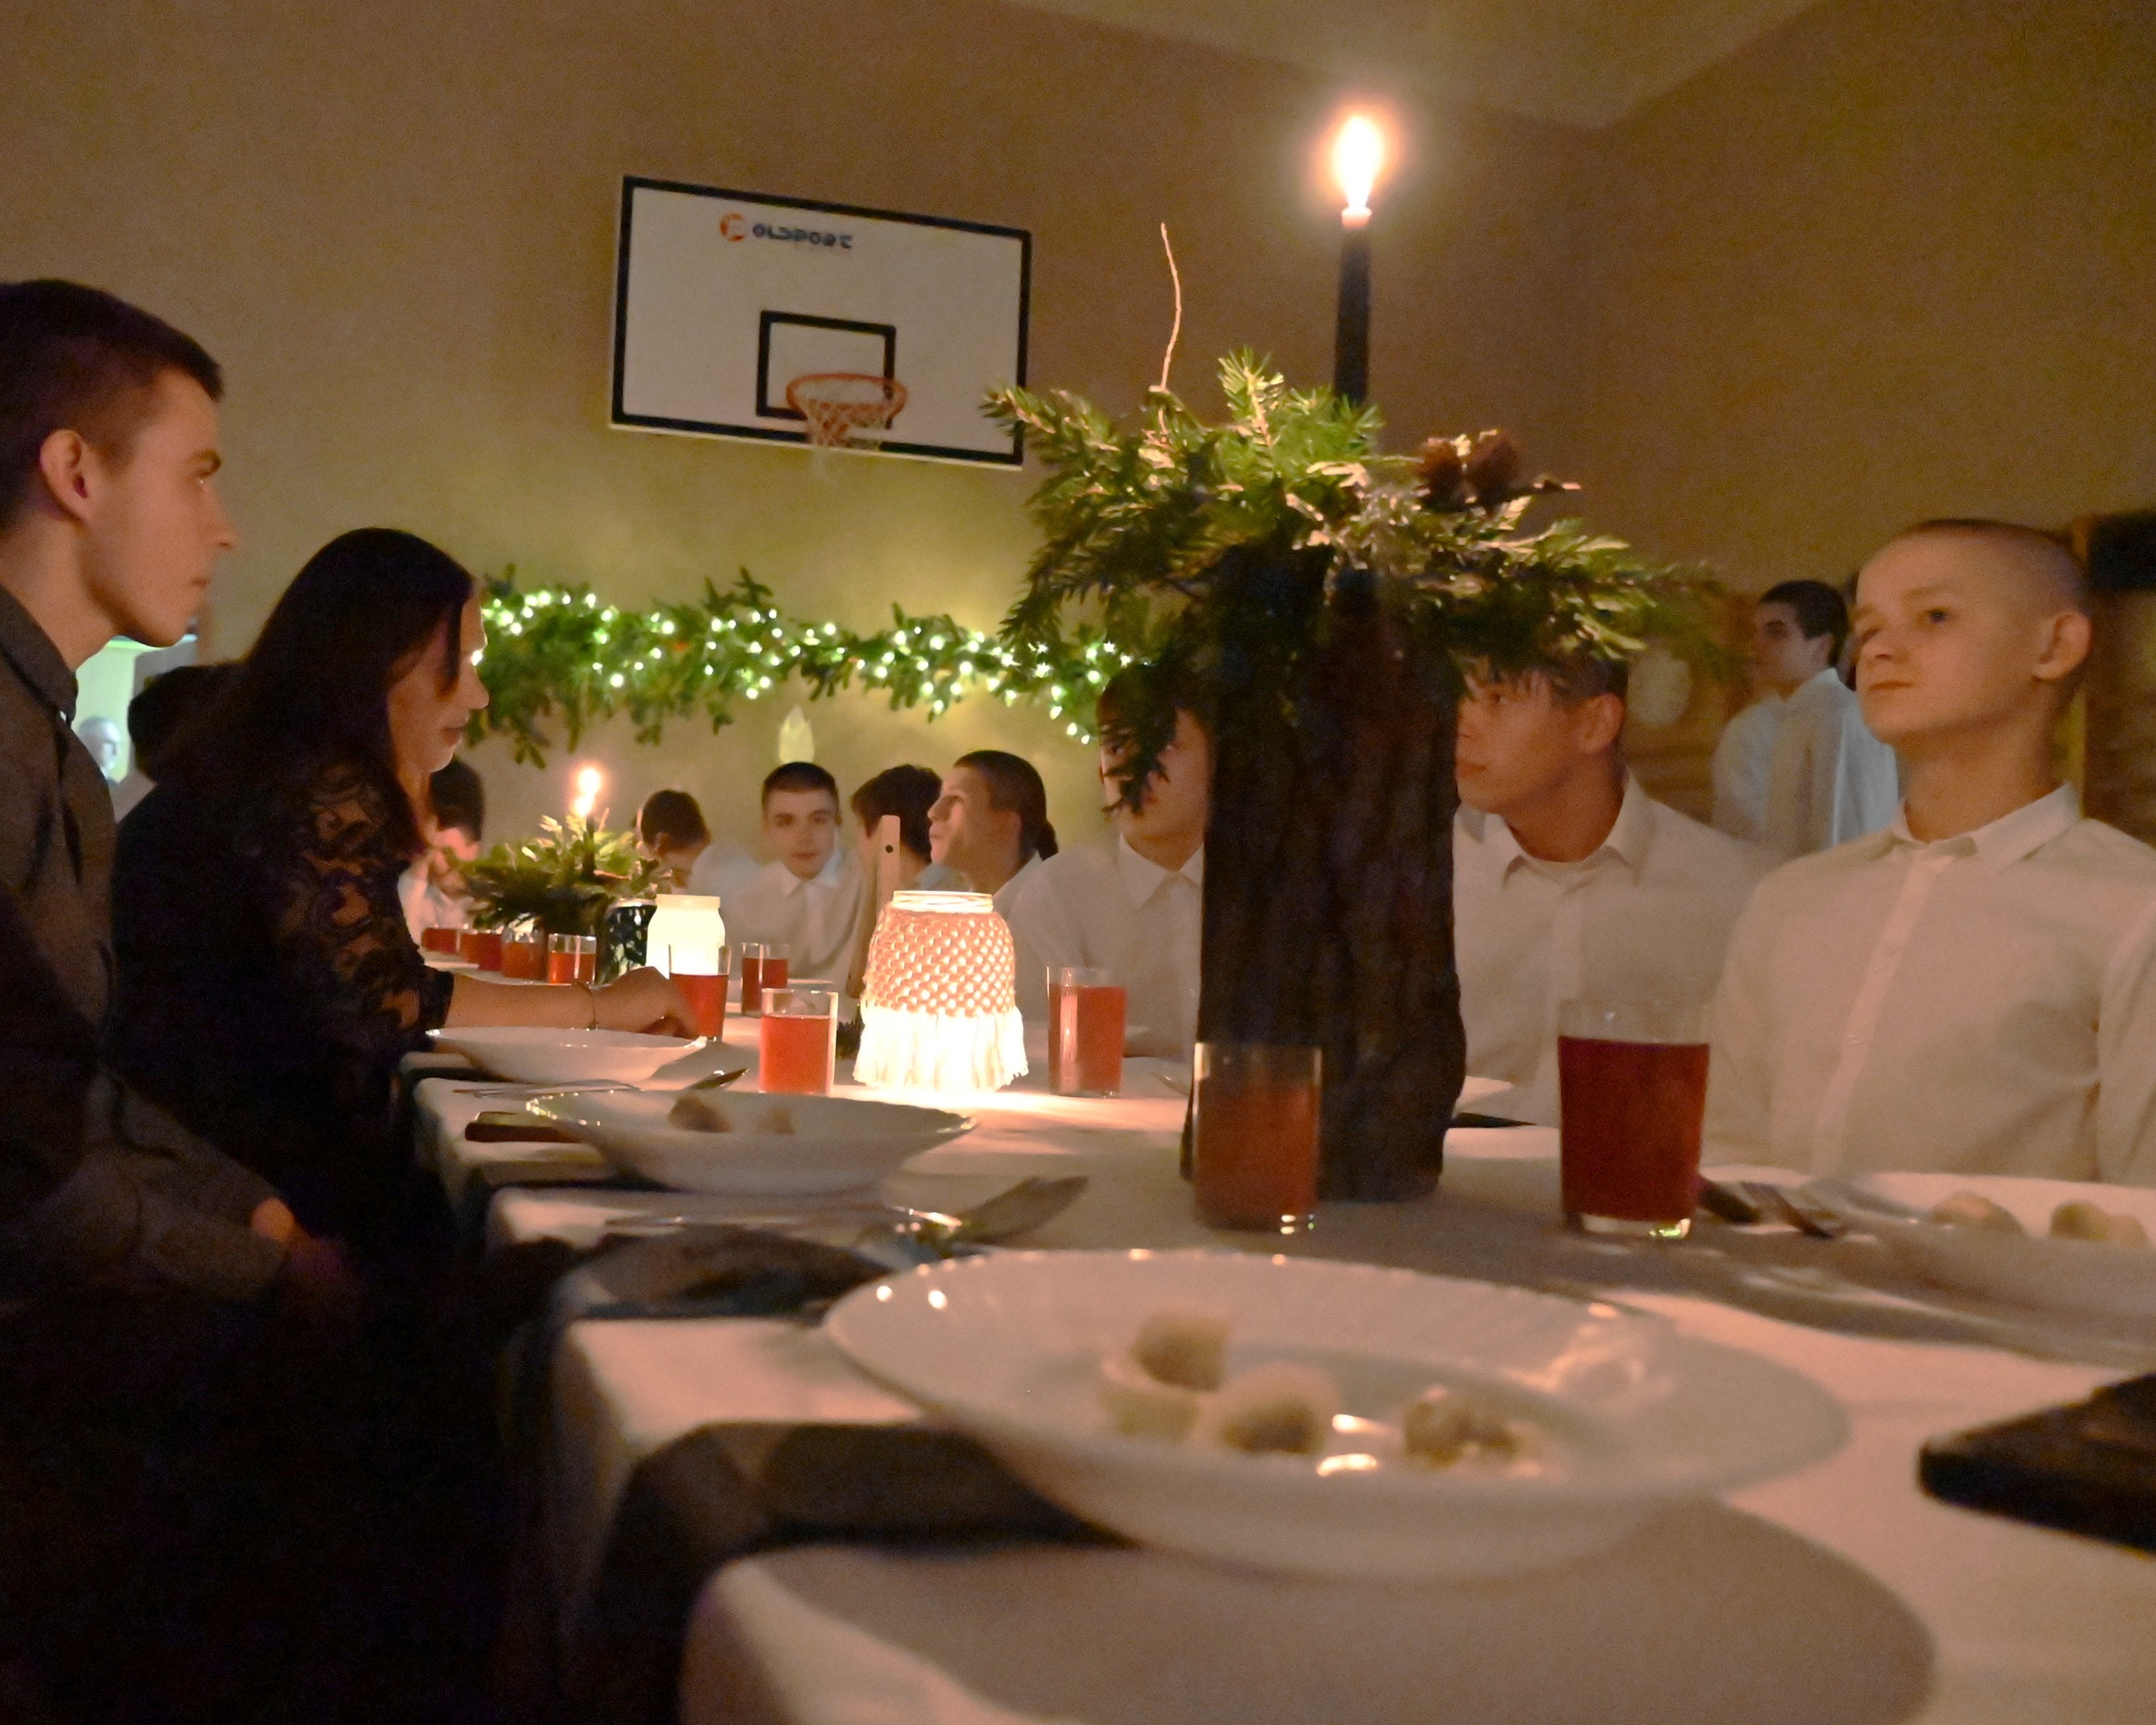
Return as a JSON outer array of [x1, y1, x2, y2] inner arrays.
[[569, 1423, 1102, 1725]]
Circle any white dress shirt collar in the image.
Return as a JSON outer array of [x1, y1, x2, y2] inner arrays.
[[1113, 836, 1204, 908], [1879, 782, 2080, 873], [1469, 773, 1655, 886]]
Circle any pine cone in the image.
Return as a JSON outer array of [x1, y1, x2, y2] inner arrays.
[[1417, 438, 1470, 511], [1464, 432, 1523, 505]]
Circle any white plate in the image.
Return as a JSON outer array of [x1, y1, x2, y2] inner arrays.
[[1808, 1173, 2156, 1324], [528, 1089, 973, 1195], [430, 1026, 702, 1085], [826, 1250, 1846, 1580]]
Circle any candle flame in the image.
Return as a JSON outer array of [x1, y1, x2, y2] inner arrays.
[[571, 762, 604, 820], [1332, 114, 1385, 218]]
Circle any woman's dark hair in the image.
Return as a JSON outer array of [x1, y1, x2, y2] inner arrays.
[[850, 765, 941, 861], [170, 527, 474, 858], [127, 662, 236, 780], [429, 758, 486, 842], [955, 749, 1058, 862], [637, 788, 708, 851]]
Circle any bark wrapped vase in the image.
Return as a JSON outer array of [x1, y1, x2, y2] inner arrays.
[[1195, 545, 1464, 1201]]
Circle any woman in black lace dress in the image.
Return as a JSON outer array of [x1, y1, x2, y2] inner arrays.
[[111, 528, 686, 1248]]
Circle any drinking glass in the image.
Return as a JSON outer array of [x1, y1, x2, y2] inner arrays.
[[420, 926, 461, 955], [1048, 966, 1125, 1097], [500, 918, 546, 981], [760, 988, 836, 1095], [1192, 1043, 1322, 1233], [739, 942, 791, 1015], [548, 933, 598, 985], [672, 947, 732, 1040], [457, 927, 504, 972], [1557, 999, 1709, 1240]]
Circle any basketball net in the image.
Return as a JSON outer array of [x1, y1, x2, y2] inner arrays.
[[786, 373, 908, 465]]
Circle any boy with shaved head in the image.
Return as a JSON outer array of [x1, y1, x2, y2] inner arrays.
[[1706, 520, 2156, 1183]]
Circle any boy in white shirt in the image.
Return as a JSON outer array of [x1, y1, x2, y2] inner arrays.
[[929, 749, 1059, 999], [723, 761, 866, 984], [1706, 520, 2156, 1183], [1714, 580, 1898, 853], [1006, 672, 1207, 1052], [1455, 654, 1771, 1125]]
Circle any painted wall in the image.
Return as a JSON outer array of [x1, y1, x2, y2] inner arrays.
[[0, 0, 1580, 856], [1575, 0, 2156, 586]]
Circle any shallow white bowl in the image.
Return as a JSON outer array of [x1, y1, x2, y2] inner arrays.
[[1808, 1172, 2156, 1324], [430, 1026, 701, 1086], [826, 1250, 1846, 1581], [527, 1089, 973, 1196]]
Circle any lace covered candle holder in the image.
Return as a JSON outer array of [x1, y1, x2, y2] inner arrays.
[[854, 891, 1027, 1092]]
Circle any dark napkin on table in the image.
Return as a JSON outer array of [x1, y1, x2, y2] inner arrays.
[[1921, 1369, 2156, 1553], [563, 1421, 1106, 1725]]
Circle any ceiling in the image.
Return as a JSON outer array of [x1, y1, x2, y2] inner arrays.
[[992, 0, 1822, 128]]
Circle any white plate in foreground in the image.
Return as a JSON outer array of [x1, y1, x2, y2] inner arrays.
[[1808, 1173, 2156, 1324], [528, 1089, 973, 1196], [826, 1250, 1845, 1580], [430, 1026, 702, 1085]]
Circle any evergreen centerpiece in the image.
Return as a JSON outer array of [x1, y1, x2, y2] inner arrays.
[[986, 356, 1715, 1200], [461, 814, 667, 939]]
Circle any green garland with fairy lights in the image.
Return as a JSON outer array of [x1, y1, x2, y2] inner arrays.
[[470, 567, 1133, 765]]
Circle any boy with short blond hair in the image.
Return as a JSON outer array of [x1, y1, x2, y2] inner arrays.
[[1706, 520, 2156, 1183]]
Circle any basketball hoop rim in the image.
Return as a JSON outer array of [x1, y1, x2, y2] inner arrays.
[[786, 371, 908, 448]]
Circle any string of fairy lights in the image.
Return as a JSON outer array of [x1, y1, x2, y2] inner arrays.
[[471, 570, 1136, 765]]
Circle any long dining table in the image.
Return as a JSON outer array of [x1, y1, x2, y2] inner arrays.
[[411, 1016, 2156, 1725]]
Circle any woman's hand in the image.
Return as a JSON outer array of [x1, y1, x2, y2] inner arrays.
[[594, 966, 693, 1036]]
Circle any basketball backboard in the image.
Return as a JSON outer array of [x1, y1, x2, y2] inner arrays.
[[611, 177, 1031, 465]]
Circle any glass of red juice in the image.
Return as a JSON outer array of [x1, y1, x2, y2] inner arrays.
[[1048, 967, 1125, 1096], [420, 926, 461, 955], [548, 933, 597, 985], [457, 928, 504, 972], [759, 987, 835, 1094], [500, 920, 546, 981], [739, 943, 790, 1014], [1557, 999, 1708, 1240], [1192, 1044, 1322, 1233], [672, 949, 732, 1041]]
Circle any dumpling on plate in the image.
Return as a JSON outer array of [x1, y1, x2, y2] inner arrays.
[[667, 1093, 732, 1133], [2049, 1200, 2151, 1248], [1401, 1387, 1537, 1469], [1925, 1191, 2025, 1235], [1130, 1309, 1231, 1392], [1194, 1363, 1340, 1456], [1098, 1352, 1202, 1441]]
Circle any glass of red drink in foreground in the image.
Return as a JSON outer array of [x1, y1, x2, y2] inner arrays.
[[760, 987, 835, 1094], [548, 933, 597, 985], [499, 919, 546, 981], [1192, 1043, 1321, 1234], [457, 927, 504, 972], [420, 926, 461, 955], [672, 948, 732, 1041], [1557, 999, 1708, 1241], [1048, 966, 1126, 1096]]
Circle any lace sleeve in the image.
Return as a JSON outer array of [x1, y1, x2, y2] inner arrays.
[[260, 768, 454, 1068]]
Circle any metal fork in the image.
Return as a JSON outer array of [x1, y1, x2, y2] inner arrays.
[[1741, 1181, 1850, 1241]]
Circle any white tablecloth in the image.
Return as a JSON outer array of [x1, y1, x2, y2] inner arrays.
[[411, 1031, 2156, 1724]]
